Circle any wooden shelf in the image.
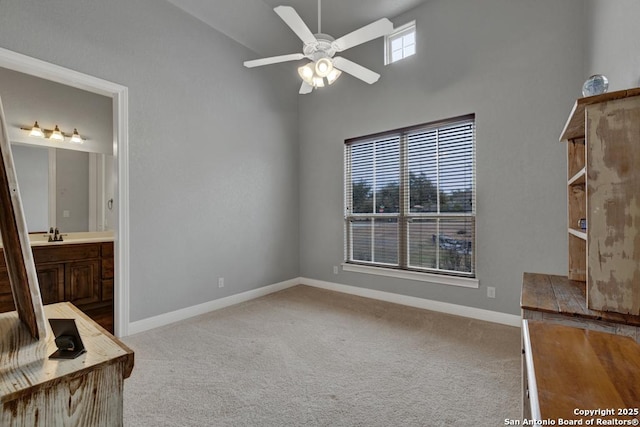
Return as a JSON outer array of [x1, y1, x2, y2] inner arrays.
[[521, 273, 640, 327], [568, 167, 585, 186], [568, 228, 586, 240], [560, 87, 640, 142]]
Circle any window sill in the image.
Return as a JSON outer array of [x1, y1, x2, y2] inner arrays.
[[341, 263, 479, 289]]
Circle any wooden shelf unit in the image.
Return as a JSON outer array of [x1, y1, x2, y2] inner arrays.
[[560, 88, 640, 315]]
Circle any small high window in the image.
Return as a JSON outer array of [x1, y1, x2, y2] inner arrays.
[[385, 21, 416, 65]]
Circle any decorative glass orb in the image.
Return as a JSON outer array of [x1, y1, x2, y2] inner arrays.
[[582, 74, 609, 97]]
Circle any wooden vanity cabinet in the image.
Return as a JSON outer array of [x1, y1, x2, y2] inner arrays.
[[0, 241, 114, 332]]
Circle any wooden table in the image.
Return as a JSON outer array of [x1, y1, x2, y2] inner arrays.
[[522, 320, 640, 423], [522, 272, 640, 342], [1, 302, 134, 426]]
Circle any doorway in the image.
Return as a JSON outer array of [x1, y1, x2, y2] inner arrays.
[[0, 47, 130, 337]]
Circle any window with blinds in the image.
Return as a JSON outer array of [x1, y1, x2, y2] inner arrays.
[[344, 115, 476, 277]]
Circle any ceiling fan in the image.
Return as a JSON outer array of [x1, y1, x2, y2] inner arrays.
[[243, 0, 393, 94]]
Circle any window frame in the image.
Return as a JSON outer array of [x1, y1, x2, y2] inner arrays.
[[343, 114, 478, 289], [384, 20, 416, 65]]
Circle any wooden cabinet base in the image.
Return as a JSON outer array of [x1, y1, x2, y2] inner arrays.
[[0, 302, 133, 426], [2, 363, 125, 426], [83, 302, 114, 333]]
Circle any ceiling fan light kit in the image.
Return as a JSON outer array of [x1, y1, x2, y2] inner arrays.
[[298, 58, 341, 89], [315, 57, 333, 77], [243, 2, 393, 94]]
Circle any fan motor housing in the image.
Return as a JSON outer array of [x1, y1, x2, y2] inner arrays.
[[304, 33, 337, 60]]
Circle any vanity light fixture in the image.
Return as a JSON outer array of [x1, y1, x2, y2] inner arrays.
[[70, 128, 84, 144], [49, 125, 64, 141], [29, 121, 45, 138], [21, 122, 88, 144]]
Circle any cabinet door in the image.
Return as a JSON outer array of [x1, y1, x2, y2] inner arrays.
[[0, 268, 15, 313], [36, 264, 65, 305], [65, 260, 100, 306], [587, 97, 640, 315]]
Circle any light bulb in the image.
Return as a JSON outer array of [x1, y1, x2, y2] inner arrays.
[[49, 125, 64, 141], [298, 64, 315, 84], [327, 69, 342, 85], [29, 121, 44, 138], [312, 76, 325, 88], [315, 58, 333, 78], [70, 128, 84, 144]]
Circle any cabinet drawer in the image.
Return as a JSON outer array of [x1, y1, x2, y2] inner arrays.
[[101, 242, 114, 257], [33, 244, 100, 264]]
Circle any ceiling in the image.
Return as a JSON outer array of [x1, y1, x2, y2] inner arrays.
[[166, 0, 429, 57]]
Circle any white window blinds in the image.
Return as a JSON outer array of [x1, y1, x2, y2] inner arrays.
[[345, 115, 476, 277]]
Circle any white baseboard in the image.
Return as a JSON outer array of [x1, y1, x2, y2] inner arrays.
[[127, 276, 520, 336], [127, 278, 299, 335], [300, 277, 521, 327]]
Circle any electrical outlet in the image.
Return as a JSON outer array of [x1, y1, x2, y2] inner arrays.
[[487, 286, 496, 299], [218, 277, 224, 288], [333, 265, 339, 275]]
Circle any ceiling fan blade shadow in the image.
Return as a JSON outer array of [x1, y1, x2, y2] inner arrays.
[[333, 57, 380, 84], [244, 53, 305, 68], [274, 6, 317, 46], [333, 18, 394, 52], [299, 82, 313, 94]]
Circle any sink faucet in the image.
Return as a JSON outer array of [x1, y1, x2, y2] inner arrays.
[[48, 227, 63, 242]]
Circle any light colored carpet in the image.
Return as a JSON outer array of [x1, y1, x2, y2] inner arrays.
[[123, 285, 521, 426]]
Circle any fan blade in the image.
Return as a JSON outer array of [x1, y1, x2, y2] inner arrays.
[[299, 82, 313, 94], [333, 57, 380, 84], [333, 18, 394, 52], [274, 6, 317, 45], [244, 53, 305, 68]]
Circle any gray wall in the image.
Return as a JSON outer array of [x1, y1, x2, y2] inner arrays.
[[298, 0, 585, 315], [585, 0, 640, 91], [0, 0, 300, 322]]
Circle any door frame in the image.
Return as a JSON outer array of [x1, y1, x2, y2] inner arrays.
[[0, 47, 130, 337]]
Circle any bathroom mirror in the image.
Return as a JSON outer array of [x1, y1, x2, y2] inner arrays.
[[11, 144, 114, 233], [0, 66, 113, 233]]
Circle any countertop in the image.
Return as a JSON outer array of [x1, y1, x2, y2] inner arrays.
[[0, 231, 114, 248], [521, 272, 640, 327]]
